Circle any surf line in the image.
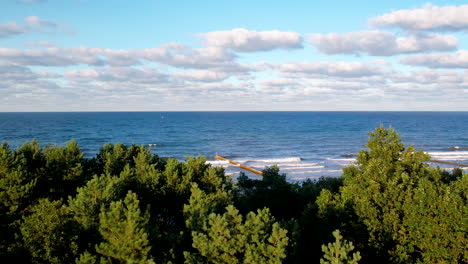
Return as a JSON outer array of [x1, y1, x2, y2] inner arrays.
[[215, 155, 264, 176]]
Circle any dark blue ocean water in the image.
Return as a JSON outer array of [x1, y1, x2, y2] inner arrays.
[[0, 112, 467, 180]]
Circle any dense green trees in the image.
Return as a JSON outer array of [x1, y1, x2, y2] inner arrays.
[[0, 126, 466, 263], [315, 126, 467, 263]]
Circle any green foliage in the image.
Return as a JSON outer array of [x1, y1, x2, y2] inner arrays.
[[0, 132, 465, 263], [401, 174, 467, 263], [96, 143, 164, 177], [185, 204, 288, 264], [320, 230, 361, 264], [0, 140, 86, 257], [68, 174, 125, 231], [0, 141, 38, 216], [236, 165, 300, 221], [236, 168, 344, 263], [94, 191, 154, 264], [20, 199, 80, 263], [43, 140, 85, 199], [184, 184, 232, 232], [316, 125, 467, 263]]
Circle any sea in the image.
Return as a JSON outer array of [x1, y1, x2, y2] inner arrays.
[[0, 112, 467, 181]]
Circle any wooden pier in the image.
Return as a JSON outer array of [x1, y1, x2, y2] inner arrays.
[[215, 155, 264, 176], [429, 159, 468, 167]]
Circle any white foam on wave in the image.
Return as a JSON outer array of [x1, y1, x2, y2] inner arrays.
[[427, 151, 468, 161], [275, 164, 325, 169], [247, 157, 303, 163], [326, 158, 356, 162], [206, 150, 468, 181], [207, 160, 230, 166], [206, 156, 345, 180]]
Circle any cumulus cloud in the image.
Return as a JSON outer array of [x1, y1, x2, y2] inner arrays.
[[25, 41, 56, 47], [65, 67, 171, 85], [24, 16, 59, 29], [139, 43, 236, 67], [258, 79, 305, 94], [369, 4, 468, 31], [309, 31, 457, 56], [0, 64, 41, 82], [0, 16, 63, 38], [201, 28, 303, 52], [0, 63, 61, 99], [400, 50, 468, 68], [139, 43, 255, 75], [390, 70, 464, 84], [0, 21, 28, 38], [276, 61, 391, 78], [0, 44, 253, 74], [0, 47, 141, 67], [175, 70, 229, 82], [0, 47, 106, 66]]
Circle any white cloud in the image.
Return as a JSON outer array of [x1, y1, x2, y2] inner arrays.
[[400, 50, 468, 68], [0, 44, 254, 74], [369, 4, 468, 31], [175, 70, 229, 82], [390, 70, 464, 84], [0, 64, 61, 100], [64, 69, 99, 81], [201, 28, 303, 52], [65, 67, 171, 85], [139, 43, 239, 69], [139, 43, 255, 75], [0, 21, 28, 38], [0, 47, 143, 67], [259, 79, 304, 93], [276, 61, 392, 78], [0, 47, 106, 66], [0, 16, 64, 38], [24, 16, 59, 28], [0, 64, 60, 81], [25, 41, 56, 47], [309, 31, 457, 56]]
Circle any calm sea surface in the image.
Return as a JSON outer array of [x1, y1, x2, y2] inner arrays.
[[0, 112, 467, 180]]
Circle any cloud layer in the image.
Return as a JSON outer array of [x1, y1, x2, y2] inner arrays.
[[201, 28, 303, 52], [369, 4, 468, 31], [309, 31, 457, 56], [1, 3, 467, 111], [276, 61, 391, 78], [0, 16, 62, 38], [400, 50, 468, 68]]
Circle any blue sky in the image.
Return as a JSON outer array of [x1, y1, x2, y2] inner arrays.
[[1, 0, 467, 111]]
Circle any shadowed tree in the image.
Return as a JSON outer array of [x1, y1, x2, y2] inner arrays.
[[184, 184, 288, 264], [76, 191, 154, 264], [21, 199, 80, 263]]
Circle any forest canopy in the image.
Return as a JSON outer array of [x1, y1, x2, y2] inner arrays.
[[0, 126, 466, 263]]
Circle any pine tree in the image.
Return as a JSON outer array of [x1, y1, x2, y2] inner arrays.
[[68, 174, 125, 230], [94, 191, 154, 263], [401, 174, 467, 263], [184, 184, 289, 264], [0, 141, 39, 257], [320, 230, 361, 264], [316, 125, 467, 263], [20, 199, 80, 263], [43, 140, 85, 199]]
